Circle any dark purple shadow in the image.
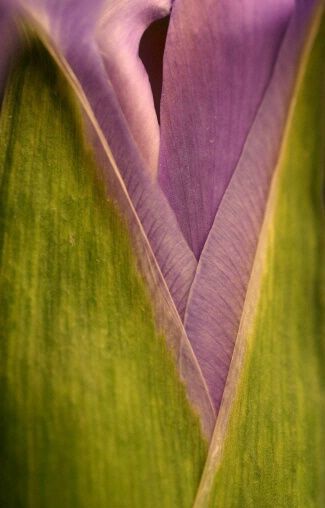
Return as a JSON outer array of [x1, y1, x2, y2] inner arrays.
[[139, 15, 170, 123]]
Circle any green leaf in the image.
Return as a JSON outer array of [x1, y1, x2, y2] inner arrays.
[[194, 6, 325, 508], [0, 41, 207, 507]]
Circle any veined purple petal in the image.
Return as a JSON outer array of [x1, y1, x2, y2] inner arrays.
[[158, 0, 294, 258], [17, 0, 195, 319], [183, 0, 318, 411]]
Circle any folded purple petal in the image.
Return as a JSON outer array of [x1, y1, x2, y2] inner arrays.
[[158, 0, 294, 257], [183, 0, 318, 410]]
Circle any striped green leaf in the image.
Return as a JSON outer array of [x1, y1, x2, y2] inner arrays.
[[0, 42, 207, 508]]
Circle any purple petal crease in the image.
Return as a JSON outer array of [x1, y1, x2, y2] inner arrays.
[[158, 0, 294, 258]]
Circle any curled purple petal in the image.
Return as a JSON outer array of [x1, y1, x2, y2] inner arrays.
[[96, 0, 172, 174], [158, 0, 294, 257]]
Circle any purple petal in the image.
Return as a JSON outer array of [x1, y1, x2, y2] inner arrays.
[[158, 0, 294, 257], [183, 0, 318, 410]]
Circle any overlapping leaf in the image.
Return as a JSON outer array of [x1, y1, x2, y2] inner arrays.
[[0, 42, 208, 507]]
